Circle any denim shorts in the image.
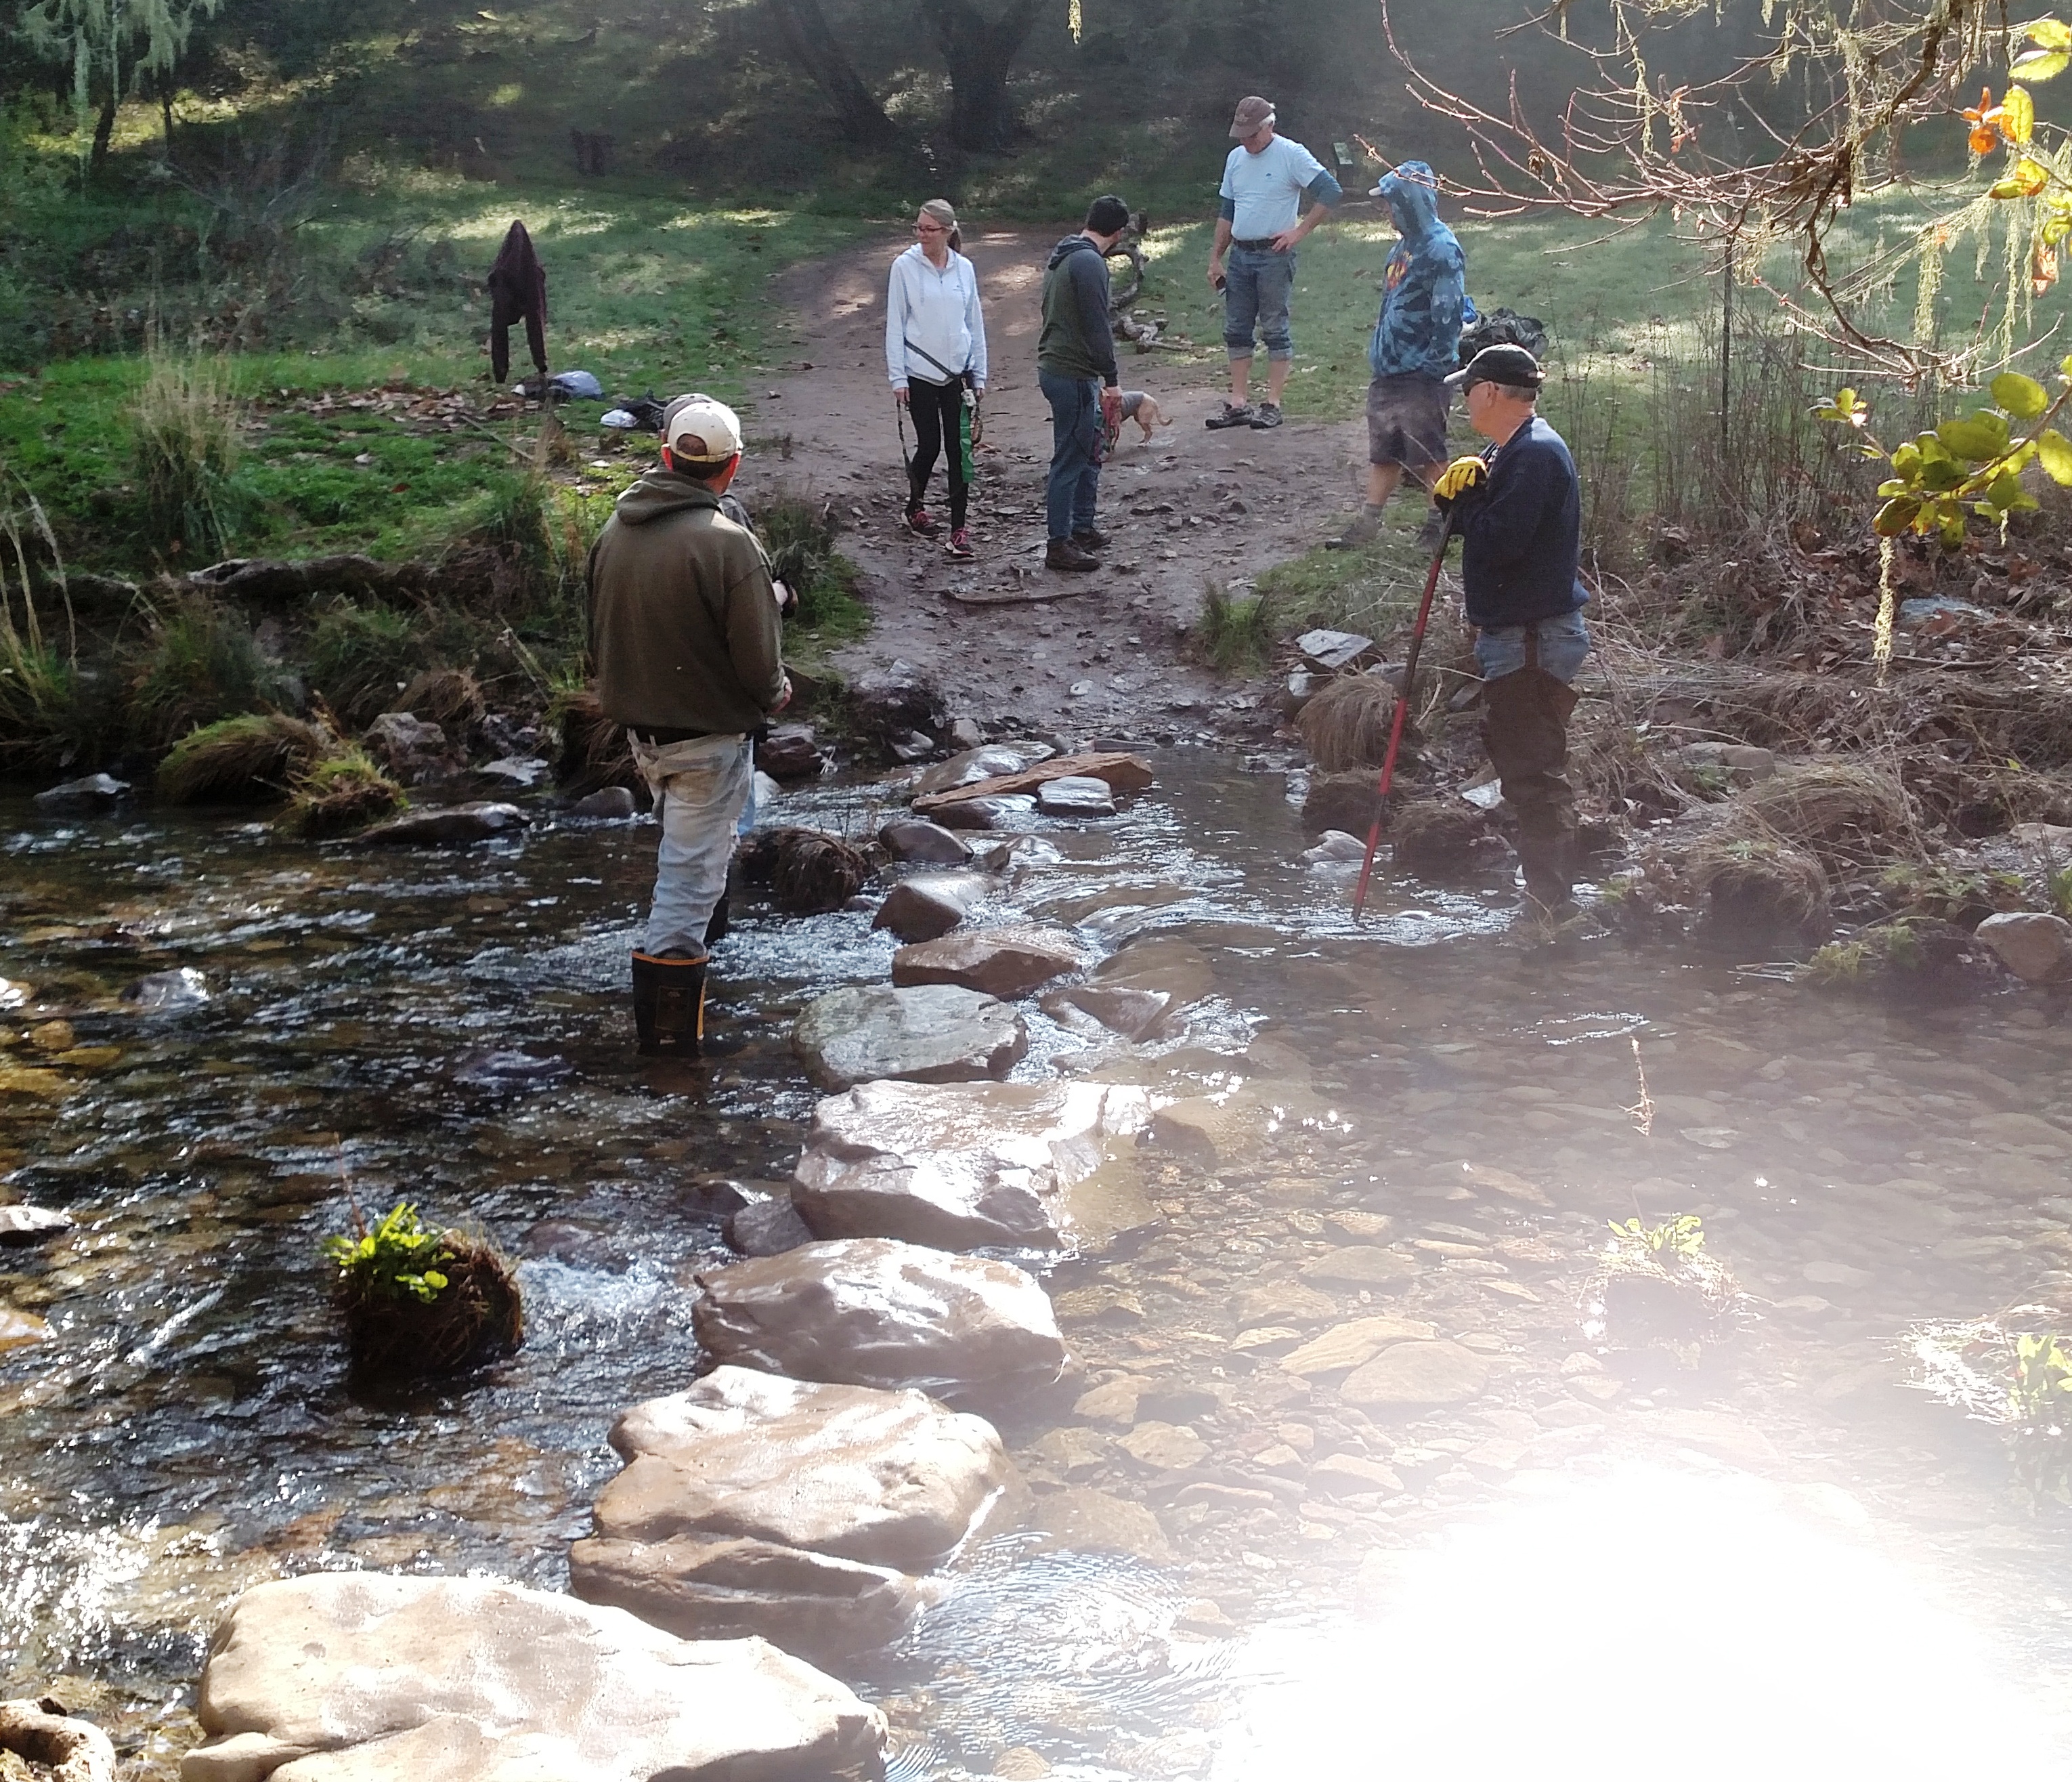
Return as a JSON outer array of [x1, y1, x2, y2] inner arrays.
[[1223, 245, 1296, 360], [1473, 607, 1591, 684]]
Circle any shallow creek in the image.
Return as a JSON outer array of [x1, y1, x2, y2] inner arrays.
[[5, 750, 2072, 1777]]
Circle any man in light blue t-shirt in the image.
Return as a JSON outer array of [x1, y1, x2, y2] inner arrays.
[[1205, 95, 1342, 432]]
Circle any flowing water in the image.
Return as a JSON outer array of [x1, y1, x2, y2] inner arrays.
[[4, 752, 2072, 1777]]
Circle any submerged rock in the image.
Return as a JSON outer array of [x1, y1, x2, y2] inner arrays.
[[878, 818, 973, 865], [357, 801, 530, 847], [569, 1367, 1008, 1663], [32, 773, 129, 813], [693, 1237, 1068, 1411], [569, 786, 640, 820], [121, 967, 209, 1012], [1041, 984, 1175, 1041], [931, 795, 1032, 831], [0, 1204, 73, 1246], [890, 925, 1084, 1000], [793, 984, 1027, 1091], [178, 1573, 886, 1782], [792, 1078, 1152, 1250], [1339, 1338, 1492, 1409], [1975, 912, 2072, 983]]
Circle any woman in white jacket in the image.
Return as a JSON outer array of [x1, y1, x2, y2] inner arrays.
[[886, 198, 988, 559]]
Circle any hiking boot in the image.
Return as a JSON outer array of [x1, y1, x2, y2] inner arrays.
[[1045, 538, 1100, 572], [904, 505, 938, 536], [1070, 526, 1109, 552], [943, 527, 974, 559], [1326, 505, 1385, 551], [631, 949, 707, 1056], [1414, 505, 1448, 551], [1205, 402, 1255, 429], [1249, 402, 1285, 429]]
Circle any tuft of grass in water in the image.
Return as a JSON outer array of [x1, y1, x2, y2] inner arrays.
[[126, 594, 285, 750], [130, 348, 244, 564], [0, 639, 103, 773], [287, 744, 405, 836], [156, 712, 330, 805], [308, 602, 427, 730], [1198, 580, 1273, 675], [1806, 937, 1872, 984]]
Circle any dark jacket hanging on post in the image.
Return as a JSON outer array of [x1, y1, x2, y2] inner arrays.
[[487, 221, 548, 384]]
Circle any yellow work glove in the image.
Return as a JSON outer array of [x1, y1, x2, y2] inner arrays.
[[1432, 455, 1487, 502]]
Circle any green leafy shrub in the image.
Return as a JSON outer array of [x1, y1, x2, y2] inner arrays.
[[756, 490, 869, 644], [322, 1200, 523, 1378], [323, 1201, 451, 1304]]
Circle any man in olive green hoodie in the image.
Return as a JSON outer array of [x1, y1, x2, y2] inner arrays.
[[588, 393, 790, 1056]]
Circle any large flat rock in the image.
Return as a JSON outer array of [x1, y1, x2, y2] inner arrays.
[[588, 1367, 1008, 1571], [693, 1238, 1067, 1412], [890, 925, 1085, 1000], [569, 1367, 1008, 1665], [793, 984, 1027, 1092], [792, 1079, 1151, 1250], [179, 1572, 886, 1781]]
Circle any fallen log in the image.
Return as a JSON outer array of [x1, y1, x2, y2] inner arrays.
[[911, 751, 1154, 815], [179, 556, 437, 606]]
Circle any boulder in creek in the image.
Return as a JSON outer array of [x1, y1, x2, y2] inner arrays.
[[568, 785, 640, 820], [569, 1367, 1008, 1662], [793, 984, 1027, 1092], [0, 1204, 74, 1246], [1040, 984, 1175, 1041], [878, 818, 973, 866], [871, 874, 984, 942], [31, 773, 129, 813], [356, 801, 530, 846], [362, 711, 456, 784], [177, 1572, 886, 1782], [0, 1697, 116, 1782], [728, 1193, 817, 1256], [759, 723, 825, 781], [890, 925, 1084, 1000], [915, 742, 1054, 797], [1975, 912, 2072, 983], [1035, 774, 1117, 816], [850, 660, 946, 743], [930, 795, 1033, 831], [693, 1237, 1068, 1412], [791, 1078, 1152, 1250]]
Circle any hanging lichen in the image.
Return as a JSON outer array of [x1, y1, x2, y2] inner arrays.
[[1069, 0, 1081, 42], [1912, 223, 1945, 344]]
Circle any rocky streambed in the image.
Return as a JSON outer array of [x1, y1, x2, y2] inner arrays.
[[6, 748, 2072, 1777]]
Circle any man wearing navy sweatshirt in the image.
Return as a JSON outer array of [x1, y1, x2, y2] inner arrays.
[[1432, 345, 1592, 922], [1037, 194, 1131, 572]]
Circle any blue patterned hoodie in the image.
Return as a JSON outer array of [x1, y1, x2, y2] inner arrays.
[[1368, 163, 1469, 381]]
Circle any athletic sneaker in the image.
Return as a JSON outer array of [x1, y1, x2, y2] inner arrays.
[[1070, 526, 1109, 552], [1205, 402, 1255, 429], [943, 528, 974, 559], [1249, 402, 1284, 429], [904, 505, 938, 536]]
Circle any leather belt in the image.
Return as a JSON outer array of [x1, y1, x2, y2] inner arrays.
[[628, 724, 714, 746], [1230, 236, 1282, 251]]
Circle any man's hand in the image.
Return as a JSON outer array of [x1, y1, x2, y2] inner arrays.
[[773, 674, 793, 714], [1268, 226, 1302, 253], [893, 386, 909, 407], [1206, 258, 1226, 290], [1433, 455, 1487, 502], [772, 578, 796, 617]]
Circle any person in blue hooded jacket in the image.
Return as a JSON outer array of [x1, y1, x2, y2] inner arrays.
[[1331, 162, 1467, 550]]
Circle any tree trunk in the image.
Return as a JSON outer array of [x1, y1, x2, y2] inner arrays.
[[765, 0, 901, 149], [89, 89, 118, 176], [916, 0, 1043, 153]]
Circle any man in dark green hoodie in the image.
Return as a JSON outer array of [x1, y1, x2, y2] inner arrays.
[[1037, 194, 1131, 572], [588, 393, 789, 1055]]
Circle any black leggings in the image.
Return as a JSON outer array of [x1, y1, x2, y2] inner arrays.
[[906, 375, 971, 529]]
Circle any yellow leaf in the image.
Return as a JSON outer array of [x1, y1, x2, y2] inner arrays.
[[2025, 18, 2072, 51], [2002, 84, 2036, 142], [2039, 428, 2072, 486], [2011, 47, 2071, 79]]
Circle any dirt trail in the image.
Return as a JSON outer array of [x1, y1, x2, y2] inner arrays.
[[736, 228, 1366, 741]]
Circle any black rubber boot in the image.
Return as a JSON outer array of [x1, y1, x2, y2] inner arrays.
[[704, 890, 730, 948], [631, 950, 708, 1056]]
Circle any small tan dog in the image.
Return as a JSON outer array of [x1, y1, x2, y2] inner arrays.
[[1118, 390, 1171, 444]]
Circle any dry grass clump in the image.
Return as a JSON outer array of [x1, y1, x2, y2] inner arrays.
[[131, 348, 242, 561], [287, 745, 406, 836], [1391, 800, 1498, 879], [1726, 759, 1918, 871], [397, 666, 486, 729], [1301, 771, 1383, 836], [550, 685, 642, 796], [1296, 674, 1397, 772], [1683, 833, 1832, 947], [737, 826, 873, 914], [157, 711, 329, 805]]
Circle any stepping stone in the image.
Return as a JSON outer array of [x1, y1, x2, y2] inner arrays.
[[1035, 775, 1116, 816], [570, 1367, 1008, 1664], [358, 801, 529, 846], [179, 1573, 885, 1781], [792, 985, 1027, 1091], [891, 925, 1083, 999], [915, 743, 1054, 797], [792, 1078, 1152, 1250], [693, 1237, 1067, 1412], [878, 818, 973, 865], [871, 874, 984, 941], [1041, 985, 1175, 1040], [1976, 912, 2072, 983], [32, 773, 129, 812]]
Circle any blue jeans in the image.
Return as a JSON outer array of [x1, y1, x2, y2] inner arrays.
[[1223, 245, 1296, 362], [628, 731, 754, 954], [1039, 366, 1102, 542], [1473, 608, 1591, 684]]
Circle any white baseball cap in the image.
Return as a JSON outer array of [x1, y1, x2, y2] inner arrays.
[[662, 392, 743, 461]]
